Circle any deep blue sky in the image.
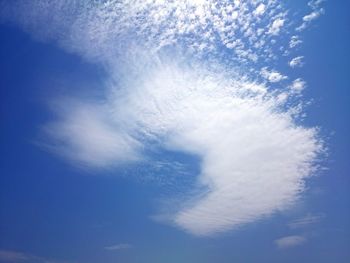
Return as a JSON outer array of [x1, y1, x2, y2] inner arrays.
[[1, 1, 349, 263]]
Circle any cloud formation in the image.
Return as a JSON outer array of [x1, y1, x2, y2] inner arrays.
[[0, 0, 291, 67], [104, 243, 132, 251], [289, 36, 303, 49], [0, 250, 28, 263], [41, 100, 141, 168], [0, 250, 71, 263], [289, 56, 305, 68], [288, 213, 325, 229], [267, 18, 285, 36], [290, 78, 307, 94], [1, 0, 324, 236], [296, 0, 325, 31], [275, 235, 306, 249], [260, 68, 287, 83]]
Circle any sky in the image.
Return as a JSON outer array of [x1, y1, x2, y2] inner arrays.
[[0, 0, 349, 262]]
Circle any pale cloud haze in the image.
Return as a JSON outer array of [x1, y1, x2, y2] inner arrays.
[[275, 235, 307, 249], [104, 243, 132, 251]]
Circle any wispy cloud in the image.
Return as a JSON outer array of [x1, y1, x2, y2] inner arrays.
[[260, 68, 287, 82], [275, 235, 306, 249], [104, 243, 132, 251], [0, 250, 72, 263], [1, 0, 325, 236], [288, 213, 325, 229], [0, 0, 293, 66], [290, 78, 307, 93], [289, 35, 303, 49], [40, 100, 141, 168], [0, 250, 28, 262], [296, 0, 325, 31], [289, 56, 305, 68]]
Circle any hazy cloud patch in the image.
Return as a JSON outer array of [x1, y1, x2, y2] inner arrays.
[[275, 235, 306, 249]]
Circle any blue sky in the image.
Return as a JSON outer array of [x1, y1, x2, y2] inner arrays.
[[0, 0, 349, 262]]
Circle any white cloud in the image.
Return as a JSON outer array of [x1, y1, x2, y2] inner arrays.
[[260, 68, 288, 82], [288, 213, 325, 229], [254, 4, 266, 16], [296, 0, 325, 31], [267, 18, 285, 35], [275, 235, 306, 249], [37, 61, 321, 236], [41, 101, 141, 168], [289, 56, 304, 68], [289, 35, 303, 48], [303, 10, 322, 22], [104, 243, 132, 250], [1, 0, 324, 236], [308, 0, 325, 10], [109, 62, 321, 235], [290, 78, 307, 93], [0, 0, 292, 66]]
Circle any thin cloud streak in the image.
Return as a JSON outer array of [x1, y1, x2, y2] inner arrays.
[[296, 0, 325, 31], [0, 250, 73, 263], [104, 243, 132, 251], [288, 213, 325, 229]]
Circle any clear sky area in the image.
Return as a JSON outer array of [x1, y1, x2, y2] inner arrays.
[[0, 1, 349, 262]]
